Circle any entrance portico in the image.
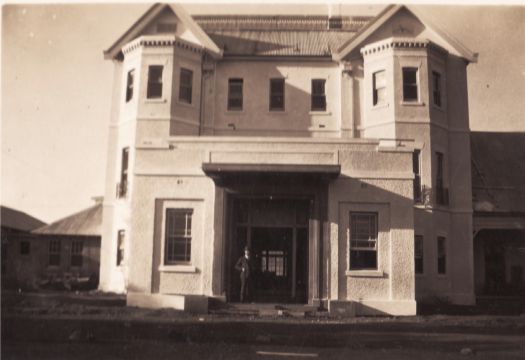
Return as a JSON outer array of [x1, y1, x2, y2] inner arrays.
[[203, 163, 340, 306]]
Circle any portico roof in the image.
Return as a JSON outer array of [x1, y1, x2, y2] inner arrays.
[[202, 163, 341, 182]]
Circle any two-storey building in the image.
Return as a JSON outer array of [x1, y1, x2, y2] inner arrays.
[[99, 3, 478, 315]]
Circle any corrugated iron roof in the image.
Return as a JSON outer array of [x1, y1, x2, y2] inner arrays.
[[1, 206, 46, 232], [206, 30, 355, 57], [193, 15, 371, 57], [32, 203, 102, 237], [471, 132, 525, 213]]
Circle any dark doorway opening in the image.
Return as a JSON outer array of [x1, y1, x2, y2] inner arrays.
[[228, 197, 309, 303]]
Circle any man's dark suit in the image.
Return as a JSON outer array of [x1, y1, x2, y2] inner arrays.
[[235, 255, 253, 302]]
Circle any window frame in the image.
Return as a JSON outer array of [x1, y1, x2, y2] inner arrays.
[[413, 149, 422, 203], [402, 67, 419, 102], [164, 208, 193, 265], [20, 241, 30, 256], [147, 65, 164, 99], [70, 239, 83, 268], [269, 78, 285, 111], [49, 239, 61, 267], [178, 68, 193, 104], [372, 70, 387, 106], [125, 69, 135, 103], [432, 71, 442, 108], [437, 236, 447, 275], [414, 235, 424, 275], [311, 79, 327, 111], [117, 147, 129, 199], [116, 230, 125, 266], [227, 78, 243, 111], [349, 212, 378, 271]]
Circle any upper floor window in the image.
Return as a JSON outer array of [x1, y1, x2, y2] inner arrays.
[[165, 209, 193, 264], [435, 151, 448, 205], [349, 213, 378, 270], [49, 239, 61, 266], [432, 71, 442, 107], [415, 235, 424, 274], [402, 67, 418, 102], [311, 79, 326, 111], [373, 70, 386, 106], [71, 240, 83, 267], [437, 236, 447, 274], [117, 147, 129, 198], [147, 65, 163, 99], [179, 68, 193, 104], [228, 78, 243, 111], [126, 69, 135, 102], [269, 78, 285, 111], [413, 149, 422, 203], [116, 230, 125, 266]]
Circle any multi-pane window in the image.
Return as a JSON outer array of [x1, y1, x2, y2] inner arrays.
[[20, 241, 30, 255], [165, 209, 193, 264], [179, 68, 193, 104], [71, 240, 83, 267], [415, 235, 424, 274], [311, 79, 326, 111], [49, 239, 61, 266], [147, 65, 163, 99], [126, 69, 135, 102], [116, 230, 125, 266], [228, 78, 243, 111], [261, 250, 287, 277], [413, 149, 422, 203], [117, 147, 129, 198], [437, 236, 446, 274], [349, 213, 378, 270], [432, 71, 442, 107], [269, 78, 285, 111], [373, 70, 386, 106], [402, 67, 418, 101]]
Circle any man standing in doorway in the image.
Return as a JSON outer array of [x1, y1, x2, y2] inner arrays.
[[235, 246, 253, 303]]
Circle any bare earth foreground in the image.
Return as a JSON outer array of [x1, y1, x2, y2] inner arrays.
[[2, 291, 525, 359]]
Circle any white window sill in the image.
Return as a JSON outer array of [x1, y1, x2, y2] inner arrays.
[[145, 98, 167, 103], [158, 265, 197, 273], [372, 103, 389, 110], [309, 110, 331, 116], [401, 101, 425, 107], [346, 270, 384, 278]]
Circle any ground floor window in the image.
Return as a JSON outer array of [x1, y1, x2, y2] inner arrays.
[[71, 240, 83, 267], [49, 239, 61, 266], [415, 235, 424, 274], [20, 241, 30, 255], [165, 208, 193, 264], [261, 250, 287, 277], [437, 236, 447, 274], [349, 212, 378, 270]]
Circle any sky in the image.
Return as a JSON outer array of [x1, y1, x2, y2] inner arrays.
[[2, 1, 525, 223]]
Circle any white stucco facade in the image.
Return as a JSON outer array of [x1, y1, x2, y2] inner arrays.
[[99, 4, 478, 315]]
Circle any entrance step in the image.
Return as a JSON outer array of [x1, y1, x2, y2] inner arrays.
[[209, 303, 321, 318]]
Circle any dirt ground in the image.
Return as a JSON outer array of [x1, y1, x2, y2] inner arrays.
[[2, 290, 525, 359]]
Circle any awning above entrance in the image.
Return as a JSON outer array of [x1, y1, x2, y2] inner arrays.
[[202, 163, 341, 183]]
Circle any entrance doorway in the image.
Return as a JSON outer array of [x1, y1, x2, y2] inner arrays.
[[228, 197, 310, 303]]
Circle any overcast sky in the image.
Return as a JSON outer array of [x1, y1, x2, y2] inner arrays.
[[2, 2, 525, 223]]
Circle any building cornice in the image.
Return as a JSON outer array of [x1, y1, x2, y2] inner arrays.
[[360, 38, 448, 57], [122, 35, 204, 57]]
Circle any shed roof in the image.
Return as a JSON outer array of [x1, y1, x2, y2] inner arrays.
[[471, 132, 525, 214], [32, 203, 102, 237], [1, 206, 46, 232]]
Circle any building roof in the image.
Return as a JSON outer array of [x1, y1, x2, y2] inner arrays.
[[32, 203, 102, 237], [1, 206, 46, 232], [471, 132, 525, 214]]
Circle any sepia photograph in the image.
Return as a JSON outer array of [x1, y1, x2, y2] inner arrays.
[[2, 0, 525, 358]]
